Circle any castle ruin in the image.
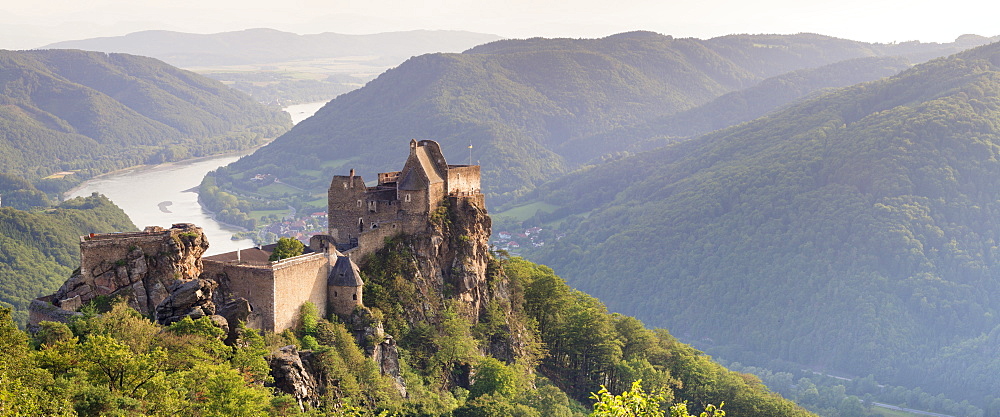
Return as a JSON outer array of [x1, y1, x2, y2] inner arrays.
[[30, 139, 483, 334]]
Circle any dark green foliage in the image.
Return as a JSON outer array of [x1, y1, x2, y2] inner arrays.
[[519, 41, 1000, 405], [504, 257, 812, 417], [268, 237, 304, 261], [1, 302, 281, 416], [0, 193, 135, 325], [0, 49, 291, 187]]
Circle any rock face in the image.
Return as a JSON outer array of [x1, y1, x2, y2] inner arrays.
[[49, 224, 209, 316], [269, 345, 321, 411], [389, 196, 495, 323], [348, 307, 407, 396]]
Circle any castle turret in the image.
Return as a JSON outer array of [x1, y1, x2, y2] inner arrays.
[[328, 255, 363, 317]]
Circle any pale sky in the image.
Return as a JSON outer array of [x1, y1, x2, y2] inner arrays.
[[0, 0, 996, 50]]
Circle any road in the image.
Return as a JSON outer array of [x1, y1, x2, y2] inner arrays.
[[872, 402, 956, 417]]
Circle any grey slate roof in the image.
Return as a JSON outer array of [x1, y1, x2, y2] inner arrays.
[[329, 255, 363, 287]]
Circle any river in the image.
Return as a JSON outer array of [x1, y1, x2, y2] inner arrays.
[[66, 101, 328, 256]]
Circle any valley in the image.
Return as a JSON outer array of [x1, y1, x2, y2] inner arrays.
[[3, 18, 1000, 416]]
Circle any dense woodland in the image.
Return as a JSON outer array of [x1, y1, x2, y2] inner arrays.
[[0, 246, 812, 417], [504, 41, 1000, 407], [0, 49, 290, 191], [0, 191, 135, 325], [208, 32, 995, 210]]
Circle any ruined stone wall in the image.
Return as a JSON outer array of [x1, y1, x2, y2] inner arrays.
[[361, 196, 401, 232], [399, 189, 428, 217], [349, 221, 405, 262], [271, 252, 330, 332], [204, 260, 275, 331], [33, 224, 208, 326], [446, 166, 481, 194], [79, 230, 172, 281], [328, 175, 368, 242]]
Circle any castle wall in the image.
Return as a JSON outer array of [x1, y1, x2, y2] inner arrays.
[[203, 260, 274, 331], [271, 252, 330, 332], [349, 221, 405, 262], [446, 166, 481, 195], [399, 188, 428, 216], [328, 175, 369, 243], [79, 230, 172, 280]]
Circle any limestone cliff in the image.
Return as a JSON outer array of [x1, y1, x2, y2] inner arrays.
[[46, 224, 208, 316], [360, 195, 534, 367]]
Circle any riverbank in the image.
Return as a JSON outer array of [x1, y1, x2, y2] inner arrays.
[[64, 100, 329, 255]]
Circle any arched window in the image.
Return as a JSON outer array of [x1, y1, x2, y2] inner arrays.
[[334, 291, 338, 297], [405, 193, 411, 202], [357, 200, 362, 207]]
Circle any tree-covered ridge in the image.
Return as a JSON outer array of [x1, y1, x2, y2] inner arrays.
[[212, 32, 990, 207], [0, 49, 291, 186], [517, 41, 1000, 405], [0, 252, 813, 417], [0, 193, 136, 325]]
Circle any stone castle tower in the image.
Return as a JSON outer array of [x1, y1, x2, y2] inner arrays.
[[327, 139, 481, 260]]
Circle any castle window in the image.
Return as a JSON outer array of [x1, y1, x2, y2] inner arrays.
[[334, 291, 338, 297], [405, 193, 411, 202], [357, 200, 362, 207], [371, 223, 378, 229], [352, 293, 357, 300]]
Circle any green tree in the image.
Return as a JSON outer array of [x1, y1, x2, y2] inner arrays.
[[269, 237, 305, 261], [591, 380, 724, 417], [469, 357, 519, 400]]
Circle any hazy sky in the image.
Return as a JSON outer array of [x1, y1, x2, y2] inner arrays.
[[1, 0, 996, 49]]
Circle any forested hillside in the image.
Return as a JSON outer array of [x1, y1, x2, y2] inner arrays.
[[210, 32, 993, 209], [0, 252, 814, 417], [514, 41, 1000, 405], [0, 49, 290, 189], [0, 193, 135, 324]]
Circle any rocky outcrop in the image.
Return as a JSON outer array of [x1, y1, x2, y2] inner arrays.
[[46, 224, 209, 317], [269, 345, 321, 411], [373, 336, 406, 396], [347, 307, 406, 396]]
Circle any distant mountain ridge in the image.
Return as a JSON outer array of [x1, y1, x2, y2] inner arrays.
[[0, 49, 290, 185], [40, 28, 504, 67], [517, 40, 1000, 403], [210, 31, 998, 206]]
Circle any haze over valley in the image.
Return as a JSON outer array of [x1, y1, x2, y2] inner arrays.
[[4, 1, 1000, 416]]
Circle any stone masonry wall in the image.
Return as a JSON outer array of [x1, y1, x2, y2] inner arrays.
[[204, 260, 274, 331], [271, 252, 330, 332], [327, 175, 368, 242], [446, 166, 481, 194]]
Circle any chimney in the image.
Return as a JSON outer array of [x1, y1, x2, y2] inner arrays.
[[349, 169, 355, 188]]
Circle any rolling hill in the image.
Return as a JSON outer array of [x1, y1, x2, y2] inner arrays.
[[0, 49, 290, 187], [516, 40, 1000, 403], [0, 192, 135, 325], [40, 28, 504, 67], [208, 32, 997, 209]]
